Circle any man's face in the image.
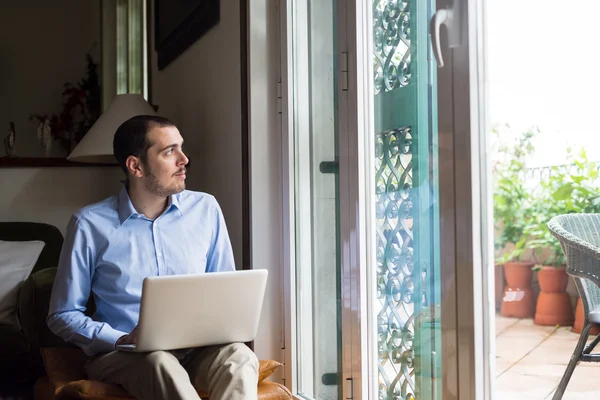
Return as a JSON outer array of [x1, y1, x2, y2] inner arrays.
[[141, 126, 188, 197]]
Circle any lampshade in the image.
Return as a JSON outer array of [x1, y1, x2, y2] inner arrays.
[[67, 93, 157, 163]]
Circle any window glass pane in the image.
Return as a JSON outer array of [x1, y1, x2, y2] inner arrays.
[[369, 0, 442, 398], [291, 0, 341, 399]]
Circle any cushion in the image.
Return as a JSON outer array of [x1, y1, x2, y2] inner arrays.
[[258, 359, 282, 382], [0, 240, 45, 326], [41, 347, 283, 398], [53, 380, 292, 400]]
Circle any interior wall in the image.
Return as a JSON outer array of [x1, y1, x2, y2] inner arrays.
[[0, 168, 123, 234], [150, 0, 284, 370], [0, 1, 122, 235], [147, 0, 286, 373], [0, 0, 100, 157], [149, 0, 243, 272], [248, 0, 284, 379]]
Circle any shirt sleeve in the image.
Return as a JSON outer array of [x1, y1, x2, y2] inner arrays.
[[47, 215, 127, 356], [205, 199, 236, 273]]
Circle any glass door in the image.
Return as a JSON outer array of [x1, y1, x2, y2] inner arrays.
[[285, 0, 342, 399], [355, 0, 491, 398], [363, 0, 442, 399], [282, 0, 490, 398]]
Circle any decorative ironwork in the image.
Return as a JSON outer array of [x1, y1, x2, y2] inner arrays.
[[375, 126, 415, 400], [524, 162, 600, 189], [373, 0, 411, 95]]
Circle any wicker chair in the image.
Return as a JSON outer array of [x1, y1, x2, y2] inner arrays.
[[547, 214, 600, 399]]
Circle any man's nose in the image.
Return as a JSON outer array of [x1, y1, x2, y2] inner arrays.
[[179, 152, 189, 165]]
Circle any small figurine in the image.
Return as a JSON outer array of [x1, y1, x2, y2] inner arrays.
[[37, 118, 52, 156], [36, 121, 43, 145], [3, 122, 15, 157]]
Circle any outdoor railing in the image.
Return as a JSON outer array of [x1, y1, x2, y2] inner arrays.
[[522, 162, 600, 190]]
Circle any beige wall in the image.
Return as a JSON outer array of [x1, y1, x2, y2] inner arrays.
[[0, 168, 123, 234], [149, 0, 243, 272], [248, 0, 284, 378], [149, 0, 285, 369], [0, 0, 100, 157], [0, 1, 123, 233]]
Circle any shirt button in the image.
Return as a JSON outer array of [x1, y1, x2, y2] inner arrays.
[[157, 252, 162, 257]]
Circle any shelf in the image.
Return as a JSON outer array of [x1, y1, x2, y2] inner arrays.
[[0, 157, 117, 168]]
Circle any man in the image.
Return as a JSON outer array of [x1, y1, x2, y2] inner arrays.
[[47, 115, 258, 400]]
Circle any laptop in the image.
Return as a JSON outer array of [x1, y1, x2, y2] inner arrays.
[[116, 269, 268, 352]]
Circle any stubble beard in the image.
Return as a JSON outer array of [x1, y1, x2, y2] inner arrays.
[[143, 168, 185, 198]]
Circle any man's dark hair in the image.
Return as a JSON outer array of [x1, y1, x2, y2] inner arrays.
[[113, 115, 176, 176]]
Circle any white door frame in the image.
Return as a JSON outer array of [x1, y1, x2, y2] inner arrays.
[[276, 0, 492, 398]]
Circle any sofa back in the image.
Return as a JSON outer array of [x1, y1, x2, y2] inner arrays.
[[0, 222, 64, 275]]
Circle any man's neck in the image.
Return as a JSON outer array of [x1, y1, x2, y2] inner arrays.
[[127, 184, 169, 220]]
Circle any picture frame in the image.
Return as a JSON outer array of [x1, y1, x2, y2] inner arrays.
[[154, 0, 220, 71]]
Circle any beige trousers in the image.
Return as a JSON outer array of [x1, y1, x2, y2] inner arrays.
[[85, 343, 259, 400]]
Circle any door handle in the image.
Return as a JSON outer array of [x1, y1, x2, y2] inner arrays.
[[319, 161, 339, 174], [430, 2, 461, 68], [321, 372, 338, 385]]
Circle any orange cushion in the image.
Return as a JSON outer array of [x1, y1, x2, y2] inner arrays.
[[57, 380, 131, 399], [258, 359, 282, 382], [48, 380, 292, 400], [41, 347, 88, 393], [41, 347, 283, 399]]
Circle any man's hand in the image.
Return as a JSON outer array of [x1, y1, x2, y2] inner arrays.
[[116, 325, 139, 346]]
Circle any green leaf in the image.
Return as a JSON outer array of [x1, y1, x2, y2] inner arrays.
[[572, 175, 584, 184], [552, 183, 575, 201]]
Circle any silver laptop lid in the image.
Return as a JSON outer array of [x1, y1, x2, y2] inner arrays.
[[134, 269, 268, 352]]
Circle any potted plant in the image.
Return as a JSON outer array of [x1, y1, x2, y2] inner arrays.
[[527, 148, 600, 327], [492, 126, 537, 318], [526, 174, 572, 326]]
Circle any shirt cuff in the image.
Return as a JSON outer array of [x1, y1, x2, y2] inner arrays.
[[92, 324, 128, 355]]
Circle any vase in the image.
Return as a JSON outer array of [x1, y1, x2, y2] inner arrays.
[[534, 266, 574, 326], [571, 297, 600, 335], [501, 261, 535, 318]]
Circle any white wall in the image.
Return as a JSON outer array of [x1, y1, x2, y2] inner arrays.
[[248, 0, 284, 380], [0, 1, 100, 157], [0, 1, 124, 235], [150, 0, 243, 271], [0, 168, 123, 234], [149, 0, 284, 372]]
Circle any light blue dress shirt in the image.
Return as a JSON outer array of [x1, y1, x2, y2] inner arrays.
[[47, 187, 235, 356]]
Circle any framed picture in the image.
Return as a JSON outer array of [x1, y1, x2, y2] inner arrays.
[[154, 0, 220, 71]]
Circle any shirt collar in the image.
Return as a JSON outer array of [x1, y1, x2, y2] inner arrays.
[[169, 192, 182, 215], [117, 186, 183, 225]]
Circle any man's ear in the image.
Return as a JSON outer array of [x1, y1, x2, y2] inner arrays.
[[125, 155, 145, 178]]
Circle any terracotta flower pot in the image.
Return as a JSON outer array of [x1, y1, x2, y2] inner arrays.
[[495, 264, 504, 311], [534, 266, 574, 326], [572, 297, 600, 335], [501, 261, 535, 318]]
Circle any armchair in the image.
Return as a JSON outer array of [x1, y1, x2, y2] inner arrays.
[[34, 347, 289, 400], [548, 214, 600, 400], [20, 263, 291, 399], [0, 222, 63, 389]]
